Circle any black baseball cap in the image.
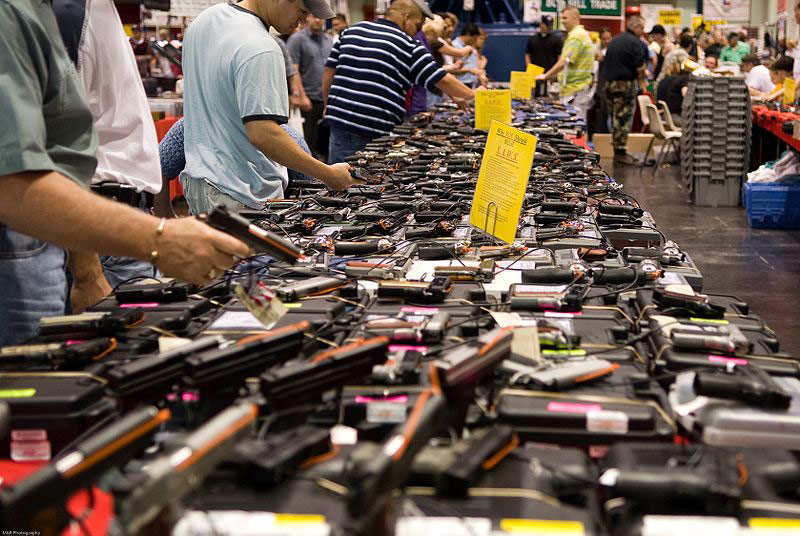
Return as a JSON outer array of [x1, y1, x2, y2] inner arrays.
[[650, 24, 666, 35], [541, 14, 553, 27]]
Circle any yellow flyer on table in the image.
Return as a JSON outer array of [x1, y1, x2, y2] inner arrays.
[[469, 120, 537, 244], [510, 71, 534, 100], [785, 77, 796, 105], [474, 89, 511, 131]]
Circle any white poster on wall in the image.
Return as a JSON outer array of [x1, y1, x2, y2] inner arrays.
[[167, 0, 223, 17], [640, 3, 676, 32], [523, 0, 540, 23], [464, 0, 475, 11], [703, 0, 750, 22]]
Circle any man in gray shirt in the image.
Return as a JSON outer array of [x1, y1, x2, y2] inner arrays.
[[0, 0, 249, 345], [288, 15, 332, 158]]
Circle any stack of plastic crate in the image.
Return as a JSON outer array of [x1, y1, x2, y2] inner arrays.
[[681, 76, 751, 207]]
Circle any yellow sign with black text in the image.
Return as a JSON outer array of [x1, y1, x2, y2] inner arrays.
[[526, 63, 545, 87], [510, 71, 534, 100], [474, 89, 512, 131], [785, 77, 796, 105], [658, 9, 681, 26], [469, 120, 537, 244], [692, 15, 727, 31]]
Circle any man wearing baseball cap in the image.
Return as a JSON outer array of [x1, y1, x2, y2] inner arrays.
[[180, 0, 353, 215], [525, 14, 563, 72]]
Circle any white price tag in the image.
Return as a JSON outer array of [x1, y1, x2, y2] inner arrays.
[[658, 271, 684, 286], [514, 284, 568, 294], [586, 410, 629, 434], [330, 425, 358, 446], [397, 517, 491, 536], [367, 401, 407, 424], [641, 516, 740, 536]]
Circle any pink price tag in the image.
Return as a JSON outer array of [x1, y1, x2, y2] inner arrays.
[[400, 306, 439, 315], [355, 395, 409, 404], [708, 355, 749, 366], [120, 303, 160, 308], [388, 345, 428, 353], [547, 402, 603, 414]]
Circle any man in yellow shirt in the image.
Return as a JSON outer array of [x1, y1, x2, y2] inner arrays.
[[536, 6, 595, 122]]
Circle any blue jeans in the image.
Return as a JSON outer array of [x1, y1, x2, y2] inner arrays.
[[328, 125, 375, 164], [0, 225, 68, 346], [179, 173, 250, 216], [99, 201, 158, 288]]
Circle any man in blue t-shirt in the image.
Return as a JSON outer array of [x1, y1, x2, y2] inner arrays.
[[181, 0, 354, 214]]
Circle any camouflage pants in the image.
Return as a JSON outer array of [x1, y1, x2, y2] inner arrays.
[[605, 80, 637, 150]]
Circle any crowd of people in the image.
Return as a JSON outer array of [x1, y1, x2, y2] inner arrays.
[[518, 3, 800, 164]]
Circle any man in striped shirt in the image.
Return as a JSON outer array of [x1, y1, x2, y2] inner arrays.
[[323, 0, 476, 163]]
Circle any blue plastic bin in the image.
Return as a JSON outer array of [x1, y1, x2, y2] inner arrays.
[[743, 181, 800, 229]]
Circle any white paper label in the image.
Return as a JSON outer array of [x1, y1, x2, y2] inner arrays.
[[641, 516, 740, 536], [11, 440, 51, 461], [173, 511, 330, 536], [586, 410, 629, 434], [158, 336, 193, 353], [330, 425, 358, 446], [11, 429, 46, 441], [514, 284, 568, 294], [367, 401, 407, 424], [397, 517, 491, 536], [658, 271, 684, 286]]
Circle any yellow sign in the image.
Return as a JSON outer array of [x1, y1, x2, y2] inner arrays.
[[658, 9, 681, 26], [749, 518, 800, 531], [510, 71, 534, 100], [469, 120, 537, 244], [526, 63, 545, 80], [692, 15, 728, 31], [501, 519, 585, 534], [474, 89, 512, 131], [785, 77, 796, 105]]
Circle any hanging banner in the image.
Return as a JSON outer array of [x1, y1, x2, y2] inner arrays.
[[469, 121, 537, 244], [702, 0, 750, 22], [641, 4, 677, 32], [692, 15, 729, 31], [540, 0, 622, 17], [658, 9, 682, 26], [523, 0, 541, 23]]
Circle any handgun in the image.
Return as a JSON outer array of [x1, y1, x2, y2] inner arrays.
[[183, 322, 308, 390], [653, 286, 726, 319], [437, 426, 518, 497], [114, 282, 192, 304], [275, 276, 346, 302], [377, 277, 452, 303], [111, 403, 258, 536], [344, 386, 448, 527], [693, 364, 792, 409], [0, 338, 116, 370], [435, 327, 513, 396], [105, 336, 223, 406], [201, 204, 303, 263], [37, 309, 144, 340], [670, 324, 751, 355], [260, 337, 390, 409], [526, 360, 620, 391], [230, 425, 332, 488], [1, 406, 170, 535]]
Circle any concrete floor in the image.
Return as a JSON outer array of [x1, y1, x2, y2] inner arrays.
[[603, 158, 800, 356]]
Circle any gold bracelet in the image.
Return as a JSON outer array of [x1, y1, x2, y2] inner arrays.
[[150, 217, 167, 263]]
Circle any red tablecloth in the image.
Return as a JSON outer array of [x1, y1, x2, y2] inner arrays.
[[0, 460, 112, 535]]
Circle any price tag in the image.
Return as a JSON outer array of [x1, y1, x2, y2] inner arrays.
[[586, 410, 629, 434], [642, 516, 739, 536], [397, 517, 490, 536]]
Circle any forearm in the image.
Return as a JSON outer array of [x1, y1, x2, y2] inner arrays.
[[525, 54, 531, 67], [323, 67, 335, 105], [247, 121, 329, 178], [0, 171, 159, 260], [435, 73, 476, 101], [543, 58, 565, 80], [68, 250, 106, 281]]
